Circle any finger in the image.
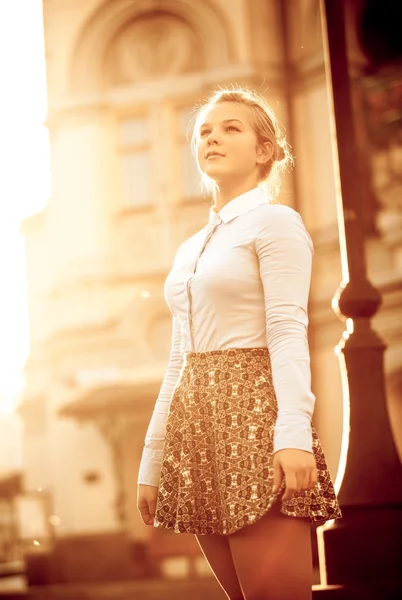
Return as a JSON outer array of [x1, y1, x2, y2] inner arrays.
[[282, 472, 297, 501], [146, 512, 155, 526], [137, 502, 149, 524], [149, 498, 157, 520], [308, 466, 318, 490], [300, 470, 310, 492], [138, 501, 154, 526], [272, 460, 283, 494], [295, 465, 310, 490], [143, 506, 155, 526]]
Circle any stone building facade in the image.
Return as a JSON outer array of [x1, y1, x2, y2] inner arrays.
[[14, 0, 401, 581]]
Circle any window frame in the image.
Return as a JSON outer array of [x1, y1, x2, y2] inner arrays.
[[115, 110, 154, 214], [173, 100, 205, 204]]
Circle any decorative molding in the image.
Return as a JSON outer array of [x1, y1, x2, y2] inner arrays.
[[69, 0, 234, 95], [47, 63, 263, 121], [104, 12, 204, 86], [58, 381, 161, 422], [45, 102, 113, 134], [289, 54, 326, 92], [26, 287, 171, 366]]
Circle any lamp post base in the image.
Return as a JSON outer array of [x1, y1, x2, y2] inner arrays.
[[317, 506, 402, 592], [312, 581, 402, 599]]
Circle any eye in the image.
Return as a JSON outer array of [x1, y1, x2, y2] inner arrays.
[[226, 125, 240, 132], [199, 129, 210, 138]]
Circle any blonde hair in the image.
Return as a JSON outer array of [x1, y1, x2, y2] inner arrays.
[[190, 87, 293, 200]]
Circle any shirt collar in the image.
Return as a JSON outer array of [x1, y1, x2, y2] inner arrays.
[[208, 186, 270, 226]]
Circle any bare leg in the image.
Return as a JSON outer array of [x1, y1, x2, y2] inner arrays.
[[228, 500, 313, 600], [195, 533, 245, 600]]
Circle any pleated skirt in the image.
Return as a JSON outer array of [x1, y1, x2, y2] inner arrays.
[[154, 348, 342, 535]]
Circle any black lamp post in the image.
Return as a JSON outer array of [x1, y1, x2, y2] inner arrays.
[[316, 0, 402, 596]]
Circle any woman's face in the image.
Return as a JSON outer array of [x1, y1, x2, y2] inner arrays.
[[196, 102, 268, 186]]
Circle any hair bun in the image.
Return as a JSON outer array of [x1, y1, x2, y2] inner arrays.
[[276, 144, 285, 161]]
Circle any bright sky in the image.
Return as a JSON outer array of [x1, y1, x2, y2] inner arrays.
[[0, 0, 50, 414]]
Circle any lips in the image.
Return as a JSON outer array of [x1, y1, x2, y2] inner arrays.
[[205, 151, 225, 159]]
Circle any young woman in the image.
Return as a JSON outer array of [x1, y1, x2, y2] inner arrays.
[[137, 88, 342, 600]]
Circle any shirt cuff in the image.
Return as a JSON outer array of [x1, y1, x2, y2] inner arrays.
[[137, 447, 163, 487], [273, 412, 313, 454]]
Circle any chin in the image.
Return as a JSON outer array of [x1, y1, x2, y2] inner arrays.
[[203, 165, 231, 181]]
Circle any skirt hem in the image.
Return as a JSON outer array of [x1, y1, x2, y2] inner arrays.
[[154, 485, 342, 536]]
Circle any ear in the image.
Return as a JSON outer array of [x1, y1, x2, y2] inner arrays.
[[256, 141, 274, 165]]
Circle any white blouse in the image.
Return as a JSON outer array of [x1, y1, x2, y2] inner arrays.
[[138, 186, 316, 487]]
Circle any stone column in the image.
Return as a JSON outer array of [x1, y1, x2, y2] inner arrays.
[[46, 104, 116, 324]]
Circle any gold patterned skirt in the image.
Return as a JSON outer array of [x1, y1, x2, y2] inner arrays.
[[154, 348, 342, 535]]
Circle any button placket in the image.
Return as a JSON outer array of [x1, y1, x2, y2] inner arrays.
[[186, 218, 222, 351]]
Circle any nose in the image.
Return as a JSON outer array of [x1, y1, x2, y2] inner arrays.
[[207, 130, 220, 145]]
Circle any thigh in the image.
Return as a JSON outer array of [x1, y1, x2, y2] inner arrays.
[[195, 533, 244, 600], [228, 500, 313, 600]]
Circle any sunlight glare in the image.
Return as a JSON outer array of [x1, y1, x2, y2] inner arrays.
[[0, 0, 50, 413]]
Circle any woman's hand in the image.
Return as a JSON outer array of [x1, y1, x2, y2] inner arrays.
[[137, 484, 158, 526], [272, 448, 317, 501]]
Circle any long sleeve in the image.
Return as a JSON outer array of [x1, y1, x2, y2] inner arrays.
[[137, 316, 184, 486], [255, 206, 315, 454]]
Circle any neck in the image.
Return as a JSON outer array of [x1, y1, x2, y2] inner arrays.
[[212, 178, 259, 213]]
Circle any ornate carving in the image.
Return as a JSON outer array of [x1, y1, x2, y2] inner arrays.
[[69, 0, 232, 94], [360, 64, 402, 243], [95, 413, 130, 528], [105, 12, 203, 86]]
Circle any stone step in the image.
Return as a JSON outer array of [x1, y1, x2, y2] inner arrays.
[[0, 578, 224, 600], [0, 578, 401, 599]]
